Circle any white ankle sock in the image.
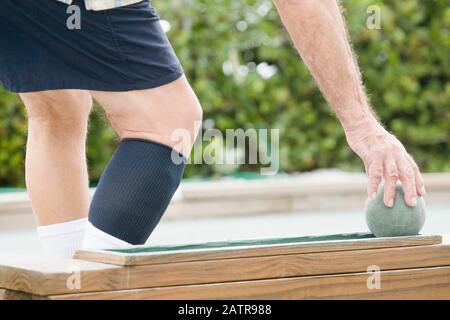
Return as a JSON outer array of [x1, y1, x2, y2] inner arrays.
[[81, 221, 133, 250], [37, 218, 88, 259]]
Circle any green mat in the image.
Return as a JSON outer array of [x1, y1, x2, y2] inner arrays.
[[107, 232, 376, 254]]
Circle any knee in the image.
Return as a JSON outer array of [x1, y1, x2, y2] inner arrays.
[[94, 78, 203, 155], [182, 94, 203, 139], [163, 80, 203, 145], [164, 94, 203, 155], [20, 90, 92, 135]]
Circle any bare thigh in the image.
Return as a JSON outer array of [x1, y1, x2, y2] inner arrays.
[[90, 75, 203, 157], [20, 89, 92, 129]]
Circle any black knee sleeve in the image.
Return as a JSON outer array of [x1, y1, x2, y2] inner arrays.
[[88, 138, 186, 245]]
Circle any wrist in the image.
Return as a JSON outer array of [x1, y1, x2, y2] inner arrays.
[[344, 118, 384, 139], [341, 110, 388, 153], [339, 105, 382, 136]]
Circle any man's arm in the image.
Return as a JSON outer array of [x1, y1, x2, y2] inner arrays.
[[273, 0, 425, 207]]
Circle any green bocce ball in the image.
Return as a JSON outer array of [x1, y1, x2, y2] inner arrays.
[[365, 183, 426, 237]]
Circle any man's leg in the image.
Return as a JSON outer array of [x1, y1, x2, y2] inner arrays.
[[84, 75, 202, 249], [19, 90, 92, 258]]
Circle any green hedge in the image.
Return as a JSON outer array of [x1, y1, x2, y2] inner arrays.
[[0, 0, 449, 187]]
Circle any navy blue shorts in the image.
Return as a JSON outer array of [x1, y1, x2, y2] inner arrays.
[[0, 0, 184, 93]]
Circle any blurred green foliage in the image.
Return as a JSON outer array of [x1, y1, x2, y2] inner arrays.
[[0, 0, 448, 186]]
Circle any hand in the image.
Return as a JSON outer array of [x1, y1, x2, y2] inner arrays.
[[345, 121, 426, 207]]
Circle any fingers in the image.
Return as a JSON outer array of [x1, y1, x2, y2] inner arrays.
[[382, 156, 398, 207], [366, 156, 383, 198], [358, 129, 425, 207], [406, 154, 426, 196], [396, 157, 417, 207]]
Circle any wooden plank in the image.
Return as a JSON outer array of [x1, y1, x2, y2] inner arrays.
[[48, 266, 450, 300], [0, 255, 120, 296], [2, 244, 450, 296], [0, 288, 45, 300], [74, 234, 442, 266]]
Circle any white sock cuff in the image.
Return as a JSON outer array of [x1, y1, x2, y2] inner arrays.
[[37, 218, 88, 238], [37, 218, 88, 260], [82, 221, 134, 250]]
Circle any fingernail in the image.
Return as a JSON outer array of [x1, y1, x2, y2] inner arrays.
[[411, 197, 417, 207], [420, 186, 426, 195], [370, 193, 377, 199], [387, 199, 394, 207]]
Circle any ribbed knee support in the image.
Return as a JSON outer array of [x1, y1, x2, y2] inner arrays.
[[88, 138, 186, 245]]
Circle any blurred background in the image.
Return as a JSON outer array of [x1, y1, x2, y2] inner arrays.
[[0, 0, 449, 255]]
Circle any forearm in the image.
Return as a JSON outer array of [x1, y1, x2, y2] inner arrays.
[[273, 0, 379, 132], [273, 0, 425, 205]]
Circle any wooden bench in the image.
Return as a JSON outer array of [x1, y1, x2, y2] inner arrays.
[[1, 233, 449, 299]]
